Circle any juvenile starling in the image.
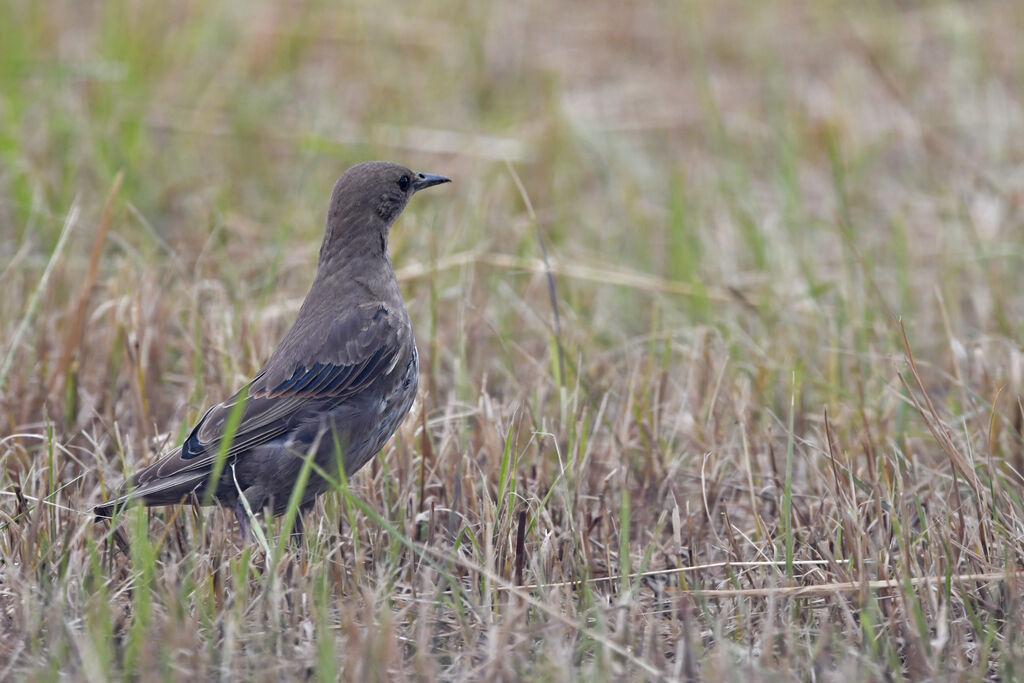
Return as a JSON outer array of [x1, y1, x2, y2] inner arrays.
[[95, 161, 450, 531]]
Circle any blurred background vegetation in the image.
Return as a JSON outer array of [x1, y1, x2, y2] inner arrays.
[[3, 0, 1024, 679]]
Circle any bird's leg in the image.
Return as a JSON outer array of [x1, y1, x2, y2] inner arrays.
[[291, 509, 306, 538], [233, 496, 252, 542], [286, 500, 320, 550], [111, 524, 132, 557]]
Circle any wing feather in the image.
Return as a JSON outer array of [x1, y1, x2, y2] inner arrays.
[[123, 303, 407, 493]]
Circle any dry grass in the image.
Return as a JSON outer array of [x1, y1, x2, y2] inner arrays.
[[3, 0, 1024, 679]]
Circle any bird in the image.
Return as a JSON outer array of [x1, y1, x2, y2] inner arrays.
[[95, 161, 450, 535]]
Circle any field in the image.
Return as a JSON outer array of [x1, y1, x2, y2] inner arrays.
[[3, 0, 1024, 679]]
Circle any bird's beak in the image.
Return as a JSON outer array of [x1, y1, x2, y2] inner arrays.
[[411, 172, 451, 193]]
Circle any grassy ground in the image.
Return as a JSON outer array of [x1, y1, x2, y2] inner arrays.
[[3, 0, 1024, 679]]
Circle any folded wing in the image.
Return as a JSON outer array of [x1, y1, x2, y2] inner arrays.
[[96, 302, 405, 515]]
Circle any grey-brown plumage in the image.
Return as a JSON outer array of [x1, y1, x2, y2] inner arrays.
[[95, 161, 449, 530]]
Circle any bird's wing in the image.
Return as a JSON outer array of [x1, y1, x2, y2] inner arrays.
[[127, 302, 407, 490]]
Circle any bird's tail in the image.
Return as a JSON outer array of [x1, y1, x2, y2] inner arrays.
[[93, 498, 121, 520], [94, 462, 212, 521], [94, 494, 142, 521], [94, 482, 145, 521]]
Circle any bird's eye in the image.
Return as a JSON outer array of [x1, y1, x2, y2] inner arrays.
[[398, 175, 411, 192]]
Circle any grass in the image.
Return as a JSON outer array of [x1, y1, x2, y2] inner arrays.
[[3, 0, 1024, 679]]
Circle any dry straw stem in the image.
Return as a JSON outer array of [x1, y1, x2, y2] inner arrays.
[[0, 200, 79, 391], [677, 571, 1022, 600], [501, 560, 1023, 600], [47, 172, 123, 394], [260, 249, 737, 324], [898, 319, 985, 503], [504, 157, 567, 386], [503, 559, 830, 590], [395, 249, 737, 301]]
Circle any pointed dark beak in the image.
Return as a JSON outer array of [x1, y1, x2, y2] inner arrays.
[[411, 172, 451, 193]]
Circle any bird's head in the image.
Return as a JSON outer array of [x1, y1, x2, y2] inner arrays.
[[320, 161, 450, 266]]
